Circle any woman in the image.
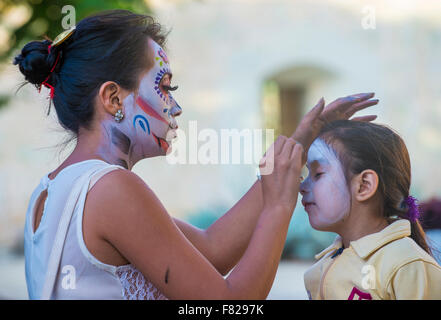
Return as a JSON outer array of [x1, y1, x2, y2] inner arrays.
[[14, 10, 378, 299]]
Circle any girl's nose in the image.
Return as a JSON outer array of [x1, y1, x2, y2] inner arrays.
[[299, 180, 308, 196]]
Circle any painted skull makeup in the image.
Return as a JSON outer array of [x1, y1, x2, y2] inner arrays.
[[300, 138, 351, 231], [119, 38, 182, 159]]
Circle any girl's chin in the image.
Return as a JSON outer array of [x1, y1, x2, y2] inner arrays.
[[309, 220, 327, 231], [308, 215, 339, 232]]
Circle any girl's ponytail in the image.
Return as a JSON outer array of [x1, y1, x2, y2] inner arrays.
[[400, 196, 432, 255]]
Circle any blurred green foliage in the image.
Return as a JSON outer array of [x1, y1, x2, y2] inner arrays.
[[0, 0, 151, 110]]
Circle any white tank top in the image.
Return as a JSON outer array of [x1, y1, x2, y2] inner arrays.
[[24, 159, 167, 300]]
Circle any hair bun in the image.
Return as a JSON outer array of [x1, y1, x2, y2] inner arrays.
[[13, 39, 55, 86]]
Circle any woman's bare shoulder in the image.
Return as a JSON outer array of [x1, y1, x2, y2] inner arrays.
[[85, 168, 162, 234], [91, 168, 150, 195], [83, 168, 166, 266]]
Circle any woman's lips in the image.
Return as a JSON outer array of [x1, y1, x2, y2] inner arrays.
[[152, 128, 178, 153], [152, 133, 169, 152]]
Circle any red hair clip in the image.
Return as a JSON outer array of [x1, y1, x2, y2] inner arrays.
[[38, 26, 75, 99], [38, 44, 60, 99]]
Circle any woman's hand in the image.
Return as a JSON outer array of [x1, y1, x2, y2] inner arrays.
[[320, 92, 378, 123], [293, 92, 379, 160], [259, 136, 303, 216]]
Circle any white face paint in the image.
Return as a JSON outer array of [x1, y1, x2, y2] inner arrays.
[[300, 138, 351, 231], [120, 38, 181, 159]]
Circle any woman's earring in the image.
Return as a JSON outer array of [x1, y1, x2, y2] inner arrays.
[[114, 109, 124, 122]]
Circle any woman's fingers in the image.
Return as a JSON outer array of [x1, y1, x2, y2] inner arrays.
[[261, 138, 301, 212], [304, 97, 325, 121], [290, 143, 304, 178], [326, 92, 375, 114], [283, 143, 304, 197], [290, 143, 304, 162], [345, 98, 379, 118], [280, 137, 296, 159], [350, 115, 377, 122], [261, 135, 284, 164], [274, 135, 288, 155], [347, 92, 375, 101], [280, 139, 302, 184], [259, 135, 289, 176]]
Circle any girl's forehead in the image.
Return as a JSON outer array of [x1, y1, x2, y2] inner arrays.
[[307, 138, 339, 167]]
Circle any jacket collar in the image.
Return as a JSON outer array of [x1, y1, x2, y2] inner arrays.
[[350, 219, 411, 259], [315, 236, 343, 260], [314, 219, 411, 260]]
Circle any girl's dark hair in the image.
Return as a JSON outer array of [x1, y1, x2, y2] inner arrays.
[[319, 120, 432, 255], [13, 9, 167, 136]]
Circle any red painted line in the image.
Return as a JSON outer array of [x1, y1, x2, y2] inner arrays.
[[136, 96, 169, 125]]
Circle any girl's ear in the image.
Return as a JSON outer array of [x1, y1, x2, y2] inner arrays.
[[353, 169, 379, 202]]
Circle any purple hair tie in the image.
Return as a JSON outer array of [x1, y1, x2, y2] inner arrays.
[[404, 195, 421, 222]]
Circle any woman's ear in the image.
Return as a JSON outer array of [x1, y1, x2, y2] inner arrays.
[[353, 169, 379, 202], [98, 81, 127, 116]]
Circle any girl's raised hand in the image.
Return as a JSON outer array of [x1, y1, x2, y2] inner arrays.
[[259, 136, 303, 216]]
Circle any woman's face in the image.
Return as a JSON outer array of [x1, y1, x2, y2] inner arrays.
[[300, 138, 351, 231], [119, 38, 182, 159]]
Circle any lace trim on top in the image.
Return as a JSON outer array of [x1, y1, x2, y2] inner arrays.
[[115, 264, 168, 300]]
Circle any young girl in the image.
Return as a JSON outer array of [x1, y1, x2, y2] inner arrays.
[[300, 120, 441, 300]]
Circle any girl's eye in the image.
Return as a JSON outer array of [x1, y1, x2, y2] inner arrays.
[[315, 172, 324, 179]]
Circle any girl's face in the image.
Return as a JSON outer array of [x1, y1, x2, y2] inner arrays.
[[300, 138, 351, 231], [118, 38, 182, 159]]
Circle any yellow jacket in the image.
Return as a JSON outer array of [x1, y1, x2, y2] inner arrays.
[[304, 219, 441, 300]]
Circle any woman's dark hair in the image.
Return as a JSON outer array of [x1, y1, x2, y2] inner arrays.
[[318, 120, 432, 255], [13, 9, 167, 137]]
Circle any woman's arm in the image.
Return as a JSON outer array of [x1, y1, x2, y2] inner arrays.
[[173, 92, 379, 276], [97, 137, 303, 299], [173, 178, 263, 276]]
